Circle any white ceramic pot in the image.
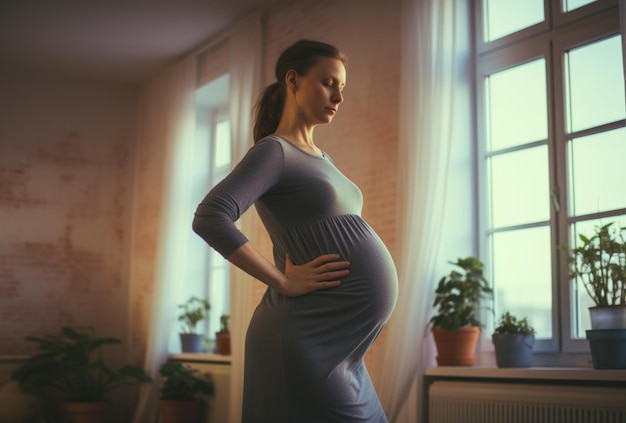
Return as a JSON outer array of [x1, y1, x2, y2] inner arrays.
[[589, 306, 626, 330]]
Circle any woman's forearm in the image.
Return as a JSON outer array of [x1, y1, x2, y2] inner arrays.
[[226, 242, 287, 292]]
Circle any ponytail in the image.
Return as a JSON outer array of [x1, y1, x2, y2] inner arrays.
[[253, 82, 284, 143]]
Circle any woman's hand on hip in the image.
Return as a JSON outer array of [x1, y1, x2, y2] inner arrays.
[[281, 254, 349, 297]]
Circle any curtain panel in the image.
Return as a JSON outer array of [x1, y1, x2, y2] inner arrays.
[[226, 16, 262, 423], [379, 0, 472, 421], [132, 55, 197, 423], [131, 15, 262, 423]]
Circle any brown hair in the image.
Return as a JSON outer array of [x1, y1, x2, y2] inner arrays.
[[252, 39, 346, 143]]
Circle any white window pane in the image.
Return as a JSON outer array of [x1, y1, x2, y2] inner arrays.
[[565, 35, 625, 133], [486, 59, 548, 151], [563, 0, 596, 12], [491, 226, 553, 338], [568, 128, 626, 216], [215, 119, 231, 168], [483, 0, 544, 42], [570, 217, 626, 337], [209, 258, 230, 339], [490, 146, 550, 228]]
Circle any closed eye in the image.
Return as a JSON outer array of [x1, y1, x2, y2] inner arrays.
[[324, 80, 345, 93]]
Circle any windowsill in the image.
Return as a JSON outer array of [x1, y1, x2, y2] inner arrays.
[[425, 366, 626, 383], [169, 352, 232, 364]]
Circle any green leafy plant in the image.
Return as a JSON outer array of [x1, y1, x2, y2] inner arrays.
[[219, 315, 230, 333], [493, 312, 536, 335], [563, 222, 626, 306], [11, 326, 152, 402], [159, 361, 214, 400], [178, 296, 211, 334], [430, 256, 493, 331]]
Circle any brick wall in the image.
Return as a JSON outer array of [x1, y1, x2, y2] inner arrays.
[[0, 70, 138, 357]]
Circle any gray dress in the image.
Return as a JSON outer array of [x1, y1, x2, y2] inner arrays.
[[193, 135, 398, 423]]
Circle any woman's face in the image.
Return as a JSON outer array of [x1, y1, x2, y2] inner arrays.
[[292, 57, 346, 126]]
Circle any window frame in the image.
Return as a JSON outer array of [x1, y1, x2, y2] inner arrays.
[[205, 107, 232, 341], [192, 74, 231, 346], [476, 38, 559, 353], [553, 11, 625, 351], [474, 0, 624, 359]]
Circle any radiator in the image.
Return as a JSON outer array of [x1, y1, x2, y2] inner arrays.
[[428, 381, 626, 423]]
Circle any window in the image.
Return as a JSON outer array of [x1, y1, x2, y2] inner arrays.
[[205, 115, 231, 342], [188, 74, 231, 350], [475, 0, 625, 357]]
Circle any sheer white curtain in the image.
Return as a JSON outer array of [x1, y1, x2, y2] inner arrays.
[[379, 0, 471, 422], [132, 56, 197, 423], [226, 15, 262, 423], [129, 16, 261, 422]]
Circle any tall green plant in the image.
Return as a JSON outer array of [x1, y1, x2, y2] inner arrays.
[[565, 222, 626, 306], [430, 257, 493, 331], [12, 327, 151, 402]]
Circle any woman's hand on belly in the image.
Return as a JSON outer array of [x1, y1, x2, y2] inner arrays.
[[282, 254, 349, 297]]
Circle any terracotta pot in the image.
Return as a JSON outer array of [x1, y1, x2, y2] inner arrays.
[[216, 331, 231, 355], [160, 399, 203, 423], [61, 401, 110, 423], [432, 326, 480, 366]]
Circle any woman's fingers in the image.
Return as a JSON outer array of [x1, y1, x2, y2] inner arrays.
[[308, 253, 344, 266], [306, 254, 350, 273], [282, 253, 350, 296]]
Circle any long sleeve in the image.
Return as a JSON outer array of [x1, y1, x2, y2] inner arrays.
[[192, 138, 284, 257]]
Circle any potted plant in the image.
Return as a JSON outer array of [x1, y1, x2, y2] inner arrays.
[[11, 326, 152, 423], [430, 256, 493, 366], [491, 312, 536, 368], [215, 314, 231, 355], [178, 296, 211, 353], [563, 221, 626, 369], [564, 222, 626, 328], [158, 360, 214, 423]]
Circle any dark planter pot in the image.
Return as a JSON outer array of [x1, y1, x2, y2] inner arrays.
[[586, 329, 626, 369], [492, 333, 535, 368], [61, 401, 110, 423], [160, 399, 203, 423], [180, 334, 204, 353]]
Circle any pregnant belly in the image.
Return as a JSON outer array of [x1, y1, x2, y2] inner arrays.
[[271, 215, 399, 323], [268, 216, 398, 400]]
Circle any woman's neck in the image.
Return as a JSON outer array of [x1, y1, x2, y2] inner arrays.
[[273, 130, 322, 158]]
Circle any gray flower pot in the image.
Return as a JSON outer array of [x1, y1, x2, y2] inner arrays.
[[492, 333, 535, 368], [180, 333, 204, 353]]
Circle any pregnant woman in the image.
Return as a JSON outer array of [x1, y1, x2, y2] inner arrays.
[[192, 39, 398, 423]]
